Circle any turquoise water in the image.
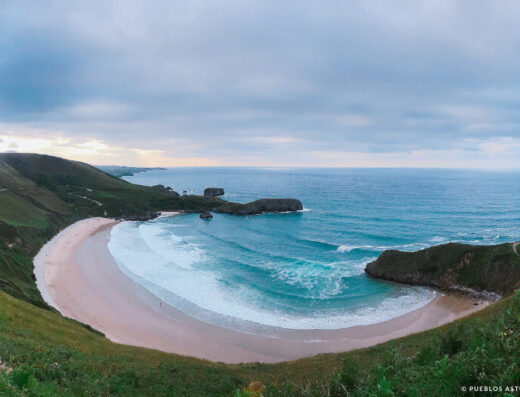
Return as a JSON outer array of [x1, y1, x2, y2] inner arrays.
[[107, 168, 520, 331]]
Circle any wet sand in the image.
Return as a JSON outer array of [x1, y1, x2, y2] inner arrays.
[[33, 217, 489, 363]]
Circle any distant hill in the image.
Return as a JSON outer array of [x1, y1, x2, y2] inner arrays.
[[97, 165, 167, 178], [0, 153, 215, 305]]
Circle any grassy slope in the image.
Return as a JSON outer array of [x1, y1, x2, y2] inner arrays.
[[0, 153, 519, 396], [0, 153, 224, 306], [0, 153, 222, 220], [0, 289, 517, 396]]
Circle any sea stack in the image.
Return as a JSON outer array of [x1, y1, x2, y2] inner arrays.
[[200, 210, 213, 219], [204, 187, 225, 197]]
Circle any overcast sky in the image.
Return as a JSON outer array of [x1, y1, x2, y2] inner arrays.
[[1, 1, 520, 167]]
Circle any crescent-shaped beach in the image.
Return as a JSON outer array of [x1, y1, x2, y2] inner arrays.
[[34, 217, 488, 364]]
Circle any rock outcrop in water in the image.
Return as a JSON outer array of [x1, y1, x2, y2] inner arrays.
[[365, 242, 520, 299], [214, 198, 303, 216], [204, 187, 225, 197], [200, 210, 213, 219]]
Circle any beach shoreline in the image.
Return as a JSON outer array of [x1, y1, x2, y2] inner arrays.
[[33, 217, 489, 364]]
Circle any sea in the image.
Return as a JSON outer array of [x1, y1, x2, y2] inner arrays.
[[106, 168, 520, 333]]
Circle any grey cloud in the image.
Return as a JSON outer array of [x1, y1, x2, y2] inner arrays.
[[1, 0, 520, 163]]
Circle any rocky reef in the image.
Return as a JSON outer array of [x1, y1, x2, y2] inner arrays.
[[204, 187, 225, 197], [199, 210, 213, 219], [214, 198, 303, 215], [365, 242, 520, 299]]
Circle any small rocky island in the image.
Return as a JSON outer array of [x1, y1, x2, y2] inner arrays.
[[200, 210, 213, 219], [365, 242, 520, 300], [196, 188, 303, 216], [204, 187, 225, 197], [214, 198, 303, 216]]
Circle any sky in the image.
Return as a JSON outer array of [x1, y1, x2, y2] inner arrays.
[[1, 1, 520, 168]]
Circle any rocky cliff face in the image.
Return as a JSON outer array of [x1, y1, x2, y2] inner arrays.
[[215, 198, 303, 215], [199, 210, 213, 219], [204, 187, 225, 197], [152, 184, 180, 196], [365, 242, 520, 298]]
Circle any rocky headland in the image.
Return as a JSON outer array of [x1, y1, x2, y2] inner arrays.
[[365, 242, 520, 300], [200, 210, 213, 219], [214, 198, 303, 216], [152, 184, 180, 196], [204, 187, 225, 197]]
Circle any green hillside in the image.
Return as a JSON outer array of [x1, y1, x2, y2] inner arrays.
[[0, 153, 218, 306], [0, 283, 518, 396], [0, 153, 519, 396], [0, 153, 223, 222], [366, 242, 520, 296]]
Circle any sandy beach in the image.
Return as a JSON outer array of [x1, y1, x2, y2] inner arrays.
[[34, 217, 489, 364]]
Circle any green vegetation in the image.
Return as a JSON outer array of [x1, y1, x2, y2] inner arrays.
[[0, 193, 48, 228], [0, 286, 519, 396], [0, 153, 519, 396], [366, 242, 520, 296], [266, 291, 520, 396], [0, 153, 221, 306]]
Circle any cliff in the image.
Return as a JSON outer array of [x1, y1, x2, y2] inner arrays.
[[204, 187, 224, 197], [215, 198, 303, 215], [365, 242, 520, 298]]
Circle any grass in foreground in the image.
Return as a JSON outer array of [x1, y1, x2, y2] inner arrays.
[[265, 292, 520, 396], [0, 289, 519, 396]]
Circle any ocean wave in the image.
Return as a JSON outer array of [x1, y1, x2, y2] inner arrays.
[[296, 238, 340, 250], [336, 233, 520, 254], [429, 235, 447, 243], [112, 254, 435, 331], [128, 270, 436, 331], [138, 223, 205, 270], [337, 245, 358, 252], [336, 242, 429, 253], [108, 221, 436, 331]]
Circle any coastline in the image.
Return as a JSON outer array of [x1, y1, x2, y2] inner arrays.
[[33, 218, 489, 364]]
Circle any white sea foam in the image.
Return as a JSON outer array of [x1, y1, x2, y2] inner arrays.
[[337, 242, 430, 253], [108, 222, 436, 331], [138, 223, 205, 270], [269, 256, 376, 294], [337, 245, 356, 252]]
